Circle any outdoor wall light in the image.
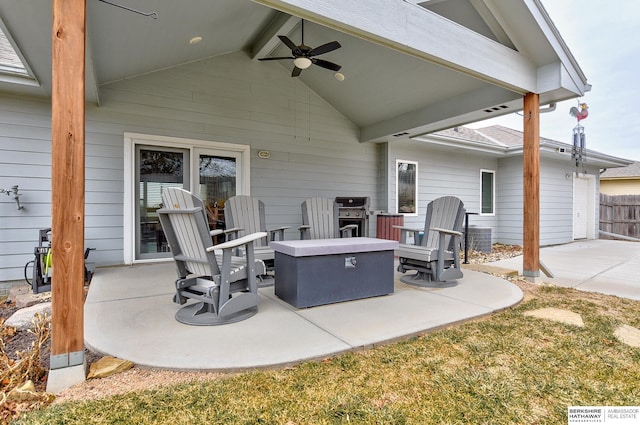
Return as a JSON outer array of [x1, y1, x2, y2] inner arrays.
[[334, 72, 345, 81], [1, 185, 24, 210], [293, 57, 312, 69]]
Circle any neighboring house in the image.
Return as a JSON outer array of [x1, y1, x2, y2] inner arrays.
[[600, 162, 640, 195], [393, 126, 630, 247], [0, 0, 600, 281]]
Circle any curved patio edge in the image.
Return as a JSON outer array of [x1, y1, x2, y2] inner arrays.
[[84, 263, 523, 370]]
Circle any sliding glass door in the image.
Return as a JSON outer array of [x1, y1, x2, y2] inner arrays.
[[135, 146, 189, 260], [132, 144, 243, 260], [194, 150, 240, 244]]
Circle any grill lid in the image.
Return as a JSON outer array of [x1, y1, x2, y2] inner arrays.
[[335, 196, 369, 209]]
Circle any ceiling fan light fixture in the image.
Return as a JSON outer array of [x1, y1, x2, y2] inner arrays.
[[293, 57, 312, 69]]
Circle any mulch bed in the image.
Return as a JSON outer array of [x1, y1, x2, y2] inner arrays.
[[1, 300, 50, 392], [1, 295, 101, 393]]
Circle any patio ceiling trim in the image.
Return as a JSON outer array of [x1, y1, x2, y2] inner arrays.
[[362, 84, 522, 143], [468, 0, 515, 48], [481, 0, 589, 97], [253, 0, 538, 94], [526, 0, 589, 96], [250, 12, 300, 60]]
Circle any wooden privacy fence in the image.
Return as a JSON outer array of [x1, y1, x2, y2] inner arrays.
[[600, 194, 640, 239]]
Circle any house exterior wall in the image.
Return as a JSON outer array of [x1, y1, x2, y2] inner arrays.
[[496, 155, 601, 246], [0, 96, 54, 282], [387, 140, 499, 240], [600, 179, 640, 195], [494, 156, 522, 245], [0, 51, 382, 282]]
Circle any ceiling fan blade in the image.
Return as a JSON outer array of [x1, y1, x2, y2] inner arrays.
[[312, 58, 342, 72], [291, 66, 303, 77], [309, 41, 341, 57], [258, 56, 295, 61], [278, 35, 299, 52]]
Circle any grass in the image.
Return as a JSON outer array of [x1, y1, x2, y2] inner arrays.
[[12, 283, 640, 425]]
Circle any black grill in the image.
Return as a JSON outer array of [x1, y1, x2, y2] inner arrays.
[[335, 196, 370, 237]]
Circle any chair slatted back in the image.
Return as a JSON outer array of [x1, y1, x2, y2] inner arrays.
[[301, 197, 339, 239], [421, 196, 465, 250], [225, 195, 268, 247], [159, 188, 219, 277]]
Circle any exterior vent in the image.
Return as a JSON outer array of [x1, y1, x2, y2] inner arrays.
[[483, 105, 509, 113], [393, 132, 409, 137]]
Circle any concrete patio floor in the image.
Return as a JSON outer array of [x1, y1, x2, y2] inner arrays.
[[486, 239, 640, 301], [84, 261, 523, 371]]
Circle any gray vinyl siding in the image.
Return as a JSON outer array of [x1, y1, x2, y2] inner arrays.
[[387, 140, 498, 239], [496, 156, 602, 246], [539, 159, 574, 245], [495, 157, 523, 244], [0, 51, 380, 281], [0, 97, 53, 282], [539, 158, 574, 245]]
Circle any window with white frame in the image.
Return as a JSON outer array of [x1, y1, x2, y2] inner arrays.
[[396, 160, 418, 215], [0, 19, 38, 85], [480, 169, 495, 215]]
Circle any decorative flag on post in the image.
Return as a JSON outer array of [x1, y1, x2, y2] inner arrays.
[[570, 102, 588, 167]]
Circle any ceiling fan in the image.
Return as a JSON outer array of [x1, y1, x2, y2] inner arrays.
[[259, 20, 342, 77]]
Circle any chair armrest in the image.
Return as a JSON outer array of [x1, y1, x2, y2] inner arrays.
[[222, 227, 243, 240], [394, 226, 424, 245], [339, 224, 358, 237], [392, 226, 423, 232], [207, 232, 268, 252], [209, 229, 224, 237], [223, 227, 243, 234], [298, 225, 311, 239], [268, 226, 290, 241], [430, 227, 463, 237]]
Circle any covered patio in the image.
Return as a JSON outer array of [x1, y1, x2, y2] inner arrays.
[[84, 262, 522, 370], [1, 0, 590, 391]]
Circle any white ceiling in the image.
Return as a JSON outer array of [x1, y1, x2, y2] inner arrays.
[[0, 0, 589, 142]]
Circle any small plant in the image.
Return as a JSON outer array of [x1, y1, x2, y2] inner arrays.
[[0, 313, 54, 423]]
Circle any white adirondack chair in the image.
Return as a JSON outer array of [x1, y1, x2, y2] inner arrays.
[[299, 197, 357, 239], [224, 195, 289, 285], [395, 196, 465, 287], [158, 188, 266, 325]]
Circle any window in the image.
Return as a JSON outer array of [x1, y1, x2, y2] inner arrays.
[[396, 160, 418, 215], [480, 169, 495, 215], [0, 19, 38, 85]]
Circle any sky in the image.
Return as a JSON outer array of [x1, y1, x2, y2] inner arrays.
[[467, 1, 640, 162]]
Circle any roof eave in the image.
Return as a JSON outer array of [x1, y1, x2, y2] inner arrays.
[[411, 134, 507, 156], [412, 133, 633, 168]]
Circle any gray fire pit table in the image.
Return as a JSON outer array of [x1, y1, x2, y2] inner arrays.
[[270, 237, 399, 308]]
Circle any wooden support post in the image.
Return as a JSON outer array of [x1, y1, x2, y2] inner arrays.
[[50, 0, 86, 384], [523, 92, 540, 278]]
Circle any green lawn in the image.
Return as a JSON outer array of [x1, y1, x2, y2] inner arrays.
[[14, 284, 640, 425]]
